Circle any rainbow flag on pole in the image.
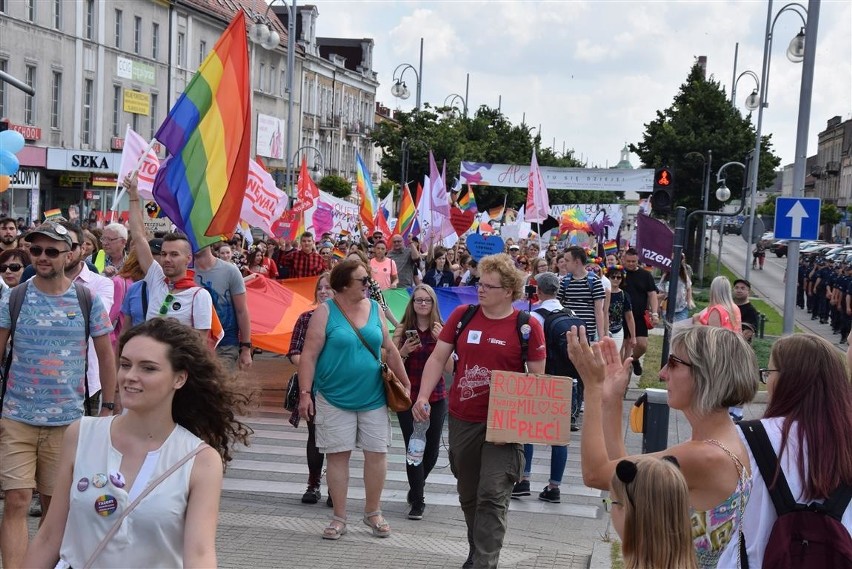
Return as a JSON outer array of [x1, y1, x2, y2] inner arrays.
[[152, 12, 250, 251], [395, 183, 417, 240], [458, 185, 478, 214], [355, 152, 377, 233]]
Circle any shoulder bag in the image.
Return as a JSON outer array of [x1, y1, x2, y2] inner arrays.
[[333, 299, 411, 412]]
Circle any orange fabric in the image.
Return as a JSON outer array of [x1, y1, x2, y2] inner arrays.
[[245, 275, 317, 354]]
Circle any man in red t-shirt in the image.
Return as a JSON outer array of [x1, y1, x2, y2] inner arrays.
[[414, 254, 545, 569]]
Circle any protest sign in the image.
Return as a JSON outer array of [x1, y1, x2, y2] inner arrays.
[[486, 370, 572, 445]]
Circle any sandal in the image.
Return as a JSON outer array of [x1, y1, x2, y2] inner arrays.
[[322, 515, 347, 540], [362, 510, 391, 538]]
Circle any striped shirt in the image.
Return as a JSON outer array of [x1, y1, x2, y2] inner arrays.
[[557, 272, 605, 340]]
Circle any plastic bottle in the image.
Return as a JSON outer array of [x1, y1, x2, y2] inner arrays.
[[406, 406, 430, 466]]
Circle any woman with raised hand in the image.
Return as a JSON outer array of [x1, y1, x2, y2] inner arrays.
[[718, 334, 852, 567], [24, 318, 251, 568], [607, 456, 698, 569], [568, 325, 758, 568], [297, 260, 409, 541]]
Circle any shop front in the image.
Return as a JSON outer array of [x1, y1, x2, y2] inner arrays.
[[45, 149, 124, 226]]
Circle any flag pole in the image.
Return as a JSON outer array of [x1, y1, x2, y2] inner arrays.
[[112, 137, 159, 212]]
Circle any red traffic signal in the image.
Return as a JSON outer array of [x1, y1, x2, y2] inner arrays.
[[651, 167, 674, 213]]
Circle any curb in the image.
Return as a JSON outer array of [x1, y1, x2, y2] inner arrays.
[[588, 539, 613, 569]]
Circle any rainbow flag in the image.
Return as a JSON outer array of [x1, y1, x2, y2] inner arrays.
[[43, 208, 63, 221], [152, 12, 250, 252], [604, 240, 619, 257], [458, 185, 478, 214], [395, 183, 417, 240], [559, 208, 592, 234], [332, 247, 346, 260], [355, 152, 377, 233]]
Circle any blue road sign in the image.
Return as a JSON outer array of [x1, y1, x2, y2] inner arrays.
[[774, 197, 821, 240]]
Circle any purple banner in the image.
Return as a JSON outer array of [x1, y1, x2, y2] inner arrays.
[[636, 214, 674, 270]]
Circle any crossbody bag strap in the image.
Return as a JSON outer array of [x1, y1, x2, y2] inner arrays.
[[82, 443, 210, 569], [332, 298, 380, 363]]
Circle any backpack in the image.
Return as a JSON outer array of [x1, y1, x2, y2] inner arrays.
[[739, 420, 852, 569], [453, 304, 531, 372], [559, 272, 597, 297], [533, 306, 584, 378], [0, 281, 94, 416]]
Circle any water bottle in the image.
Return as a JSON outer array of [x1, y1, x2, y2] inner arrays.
[[406, 407, 429, 466]]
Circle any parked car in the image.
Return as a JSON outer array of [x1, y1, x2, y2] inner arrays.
[[824, 245, 852, 260], [772, 239, 789, 257], [800, 244, 841, 259], [722, 221, 741, 235], [759, 232, 775, 248]]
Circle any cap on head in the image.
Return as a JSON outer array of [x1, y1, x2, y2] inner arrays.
[[148, 238, 164, 254], [536, 272, 561, 295], [509, 245, 520, 251], [25, 222, 73, 247]]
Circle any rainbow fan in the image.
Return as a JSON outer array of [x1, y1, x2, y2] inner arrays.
[[559, 209, 592, 234]]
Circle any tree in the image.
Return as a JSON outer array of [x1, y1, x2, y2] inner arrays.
[[821, 203, 842, 240], [756, 194, 778, 216], [318, 174, 351, 199]]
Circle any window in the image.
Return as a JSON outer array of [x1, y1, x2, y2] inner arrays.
[[0, 0, 5, 14], [114, 10, 122, 48], [83, 79, 93, 144], [0, 60, 6, 119], [199, 40, 206, 67], [134, 16, 141, 54], [112, 86, 121, 137], [131, 111, 139, 133], [152, 23, 159, 60], [150, 93, 158, 138], [27, 0, 35, 22], [85, 0, 94, 40], [53, 0, 61, 29], [51, 71, 62, 129], [258, 63, 265, 92], [177, 32, 186, 67], [24, 65, 36, 125]]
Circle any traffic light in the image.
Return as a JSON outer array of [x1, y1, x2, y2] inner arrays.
[[651, 167, 674, 214]]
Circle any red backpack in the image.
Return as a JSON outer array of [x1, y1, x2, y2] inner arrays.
[[739, 420, 852, 569]]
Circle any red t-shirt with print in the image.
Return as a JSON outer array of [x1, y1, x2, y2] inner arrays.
[[439, 305, 546, 424]]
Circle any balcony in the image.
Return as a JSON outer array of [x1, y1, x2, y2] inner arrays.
[[826, 161, 841, 175], [810, 165, 824, 179]]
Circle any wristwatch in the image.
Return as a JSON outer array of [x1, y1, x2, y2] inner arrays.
[[239, 342, 253, 350], [102, 402, 115, 411]]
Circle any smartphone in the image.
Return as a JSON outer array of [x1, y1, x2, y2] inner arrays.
[[405, 330, 420, 344]]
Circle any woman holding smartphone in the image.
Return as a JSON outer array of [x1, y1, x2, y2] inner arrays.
[[393, 284, 451, 521]]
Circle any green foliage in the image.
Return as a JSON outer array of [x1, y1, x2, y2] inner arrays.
[[318, 174, 351, 199], [822, 203, 842, 225], [631, 64, 781, 213], [377, 180, 395, 200], [369, 104, 605, 212], [756, 194, 778, 216]]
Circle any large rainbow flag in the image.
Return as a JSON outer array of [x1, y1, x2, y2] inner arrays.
[[458, 185, 478, 213], [152, 12, 250, 251], [395, 183, 417, 240], [355, 152, 377, 233]]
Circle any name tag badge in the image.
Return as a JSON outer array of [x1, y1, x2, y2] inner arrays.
[[468, 330, 482, 344]]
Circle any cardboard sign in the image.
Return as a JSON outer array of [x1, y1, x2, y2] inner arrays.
[[466, 233, 504, 261], [450, 208, 476, 236], [486, 370, 572, 445]]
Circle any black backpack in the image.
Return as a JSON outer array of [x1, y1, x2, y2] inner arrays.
[[533, 307, 584, 378], [453, 304, 531, 371], [739, 420, 852, 569]]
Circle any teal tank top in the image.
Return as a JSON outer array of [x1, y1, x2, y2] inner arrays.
[[314, 299, 385, 411]]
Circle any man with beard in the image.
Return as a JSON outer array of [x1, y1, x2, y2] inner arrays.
[[0, 217, 19, 251], [732, 279, 759, 343], [124, 174, 213, 336], [60, 221, 115, 412], [0, 222, 114, 569]]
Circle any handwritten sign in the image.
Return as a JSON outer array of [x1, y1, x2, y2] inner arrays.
[[465, 233, 504, 261], [486, 370, 572, 445]]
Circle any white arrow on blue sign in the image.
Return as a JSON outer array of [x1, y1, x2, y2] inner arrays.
[[774, 197, 821, 241]]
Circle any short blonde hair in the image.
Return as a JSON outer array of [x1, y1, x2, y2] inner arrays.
[[478, 253, 525, 301], [671, 326, 758, 414]]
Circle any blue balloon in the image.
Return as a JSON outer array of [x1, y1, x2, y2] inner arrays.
[[0, 150, 19, 176], [0, 130, 25, 154]]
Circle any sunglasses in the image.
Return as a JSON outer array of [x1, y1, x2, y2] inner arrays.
[[29, 246, 70, 259], [0, 263, 23, 272], [159, 293, 175, 315], [667, 354, 692, 369], [353, 276, 371, 286]]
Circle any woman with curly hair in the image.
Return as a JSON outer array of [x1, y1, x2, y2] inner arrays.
[[24, 318, 252, 568]]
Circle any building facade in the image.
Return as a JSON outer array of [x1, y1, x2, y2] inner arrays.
[[813, 115, 852, 207]]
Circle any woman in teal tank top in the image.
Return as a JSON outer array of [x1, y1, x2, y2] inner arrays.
[[297, 260, 410, 541]]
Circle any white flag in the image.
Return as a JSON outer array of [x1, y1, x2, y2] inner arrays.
[[117, 126, 159, 200], [241, 160, 288, 237], [525, 150, 550, 223]]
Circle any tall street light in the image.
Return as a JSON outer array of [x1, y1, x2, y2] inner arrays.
[[443, 73, 470, 118], [391, 38, 423, 111], [741, 1, 807, 284], [250, 0, 298, 196], [293, 145, 325, 177], [685, 150, 712, 285], [400, 137, 429, 188]]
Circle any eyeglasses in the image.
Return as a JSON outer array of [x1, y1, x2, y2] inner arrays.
[[100, 236, 122, 244], [71, 243, 80, 250], [667, 354, 693, 369], [475, 282, 504, 291], [353, 276, 371, 286], [758, 368, 777, 384], [610, 275, 623, 280], [413, 298, 433, 305], [159, 293, 175, 315], [602, 498, 622, 513], [29, 246, 70, 259], [0, 263, 23, 272]]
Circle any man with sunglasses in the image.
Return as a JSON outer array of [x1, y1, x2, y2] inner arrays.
[[124, 174, 213, 337], [0, 222, 115, 569]]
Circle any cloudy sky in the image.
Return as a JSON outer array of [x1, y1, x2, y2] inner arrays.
[[313, 0, 851, 171]]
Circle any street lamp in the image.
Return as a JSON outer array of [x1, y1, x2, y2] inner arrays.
[[399, 137, 429, 189], [740, 2, 808, 284], [685, 150, 712, 285], [293, 145, 325, 177], [249, 0, 297, 196], [443, 73, 471, 118], [391, 38, 423, 111]]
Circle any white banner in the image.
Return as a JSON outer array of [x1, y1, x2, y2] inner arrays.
[[305, 190, 361, 237], [256, 113, 285, 160], [460, 162, 653, 192], [241, 160, 288, 237], [117, 126, 159, 199]]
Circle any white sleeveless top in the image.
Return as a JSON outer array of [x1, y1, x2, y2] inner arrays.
[[57, 416, 204, 569]]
